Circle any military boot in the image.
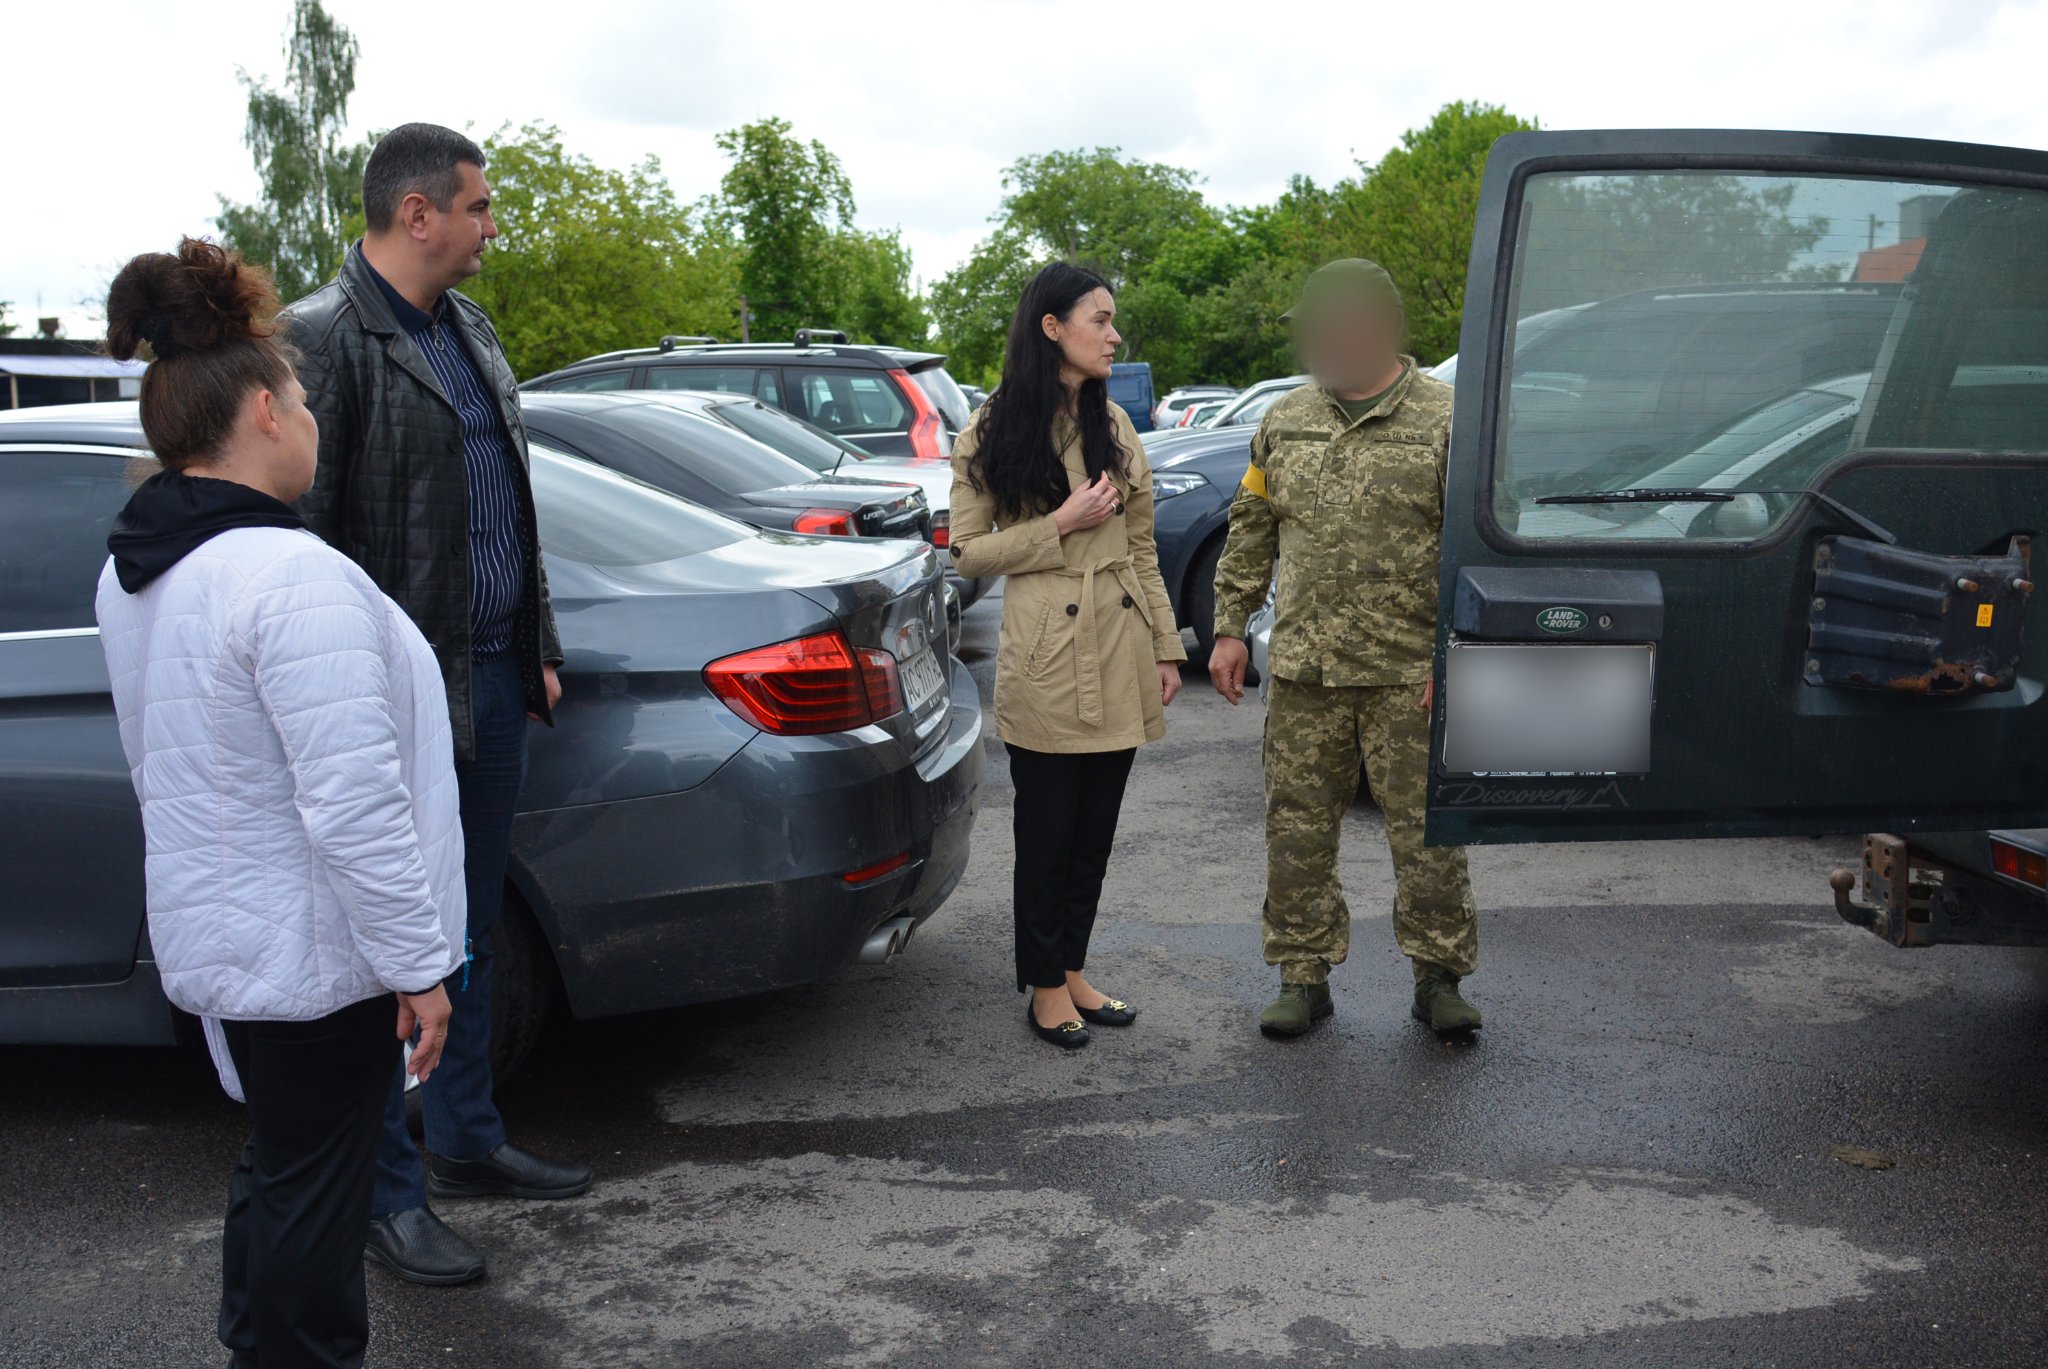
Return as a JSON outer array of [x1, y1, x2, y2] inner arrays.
[[1412, 967, 1482, 1034], [1260, 982, 1334, 1038]]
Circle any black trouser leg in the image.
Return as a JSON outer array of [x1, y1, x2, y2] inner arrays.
[[1056, 748, 1136, 976], [1007, 745, 1137, 992], [218, 993, 400, 1369]]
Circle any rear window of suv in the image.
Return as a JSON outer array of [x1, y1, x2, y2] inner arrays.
[[787, 368, 909, 438], [1490, 171, 2048, 543], [908, 366, 972, 432]]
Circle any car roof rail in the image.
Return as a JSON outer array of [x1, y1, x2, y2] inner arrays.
[[793, 328, 850, 347], [657, 335, 722, 352]]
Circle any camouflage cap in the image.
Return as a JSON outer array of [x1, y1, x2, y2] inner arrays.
[[1281, 258, 1404, 323]]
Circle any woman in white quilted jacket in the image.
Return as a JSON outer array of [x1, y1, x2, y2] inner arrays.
[[95, 238, 466, 1369]]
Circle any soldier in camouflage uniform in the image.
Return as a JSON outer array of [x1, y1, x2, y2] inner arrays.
[[1208, 259, 1481, 1038]]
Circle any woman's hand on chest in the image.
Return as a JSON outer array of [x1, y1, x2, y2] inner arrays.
[[1053, 472, 1122, 536]]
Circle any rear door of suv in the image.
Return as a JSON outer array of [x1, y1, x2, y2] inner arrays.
[[1425, 129, 2048, 846]]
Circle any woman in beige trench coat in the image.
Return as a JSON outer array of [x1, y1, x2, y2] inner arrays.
[[949, 261, 1186, 1051]]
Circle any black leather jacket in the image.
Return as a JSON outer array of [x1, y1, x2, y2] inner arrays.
[[282, 245, 560, 759]]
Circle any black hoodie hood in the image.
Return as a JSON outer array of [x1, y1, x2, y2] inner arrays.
[[107, 470, 307, 593]]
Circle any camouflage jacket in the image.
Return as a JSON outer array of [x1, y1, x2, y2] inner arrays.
[[1212, 362, 1451, 686]]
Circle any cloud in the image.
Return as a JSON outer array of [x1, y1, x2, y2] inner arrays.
[[8, 0, 2047, 336]]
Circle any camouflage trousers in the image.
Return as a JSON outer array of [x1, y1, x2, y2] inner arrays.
[[1262, 675, 1478, 985]]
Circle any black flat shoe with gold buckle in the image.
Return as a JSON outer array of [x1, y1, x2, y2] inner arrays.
[[1026, 1007, 1091, 1049], [1075, 998, 1137, 1027]]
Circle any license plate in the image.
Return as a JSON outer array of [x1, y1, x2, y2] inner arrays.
[[899, 647, 947, 716], [1441, 642, 1654, 776]]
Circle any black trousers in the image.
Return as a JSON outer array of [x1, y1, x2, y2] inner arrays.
[[217, 992, 399, 1369], [1007, 744, 1137, 992]]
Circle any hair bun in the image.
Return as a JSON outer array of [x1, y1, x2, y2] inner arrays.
[[105, 237, 280, 363]]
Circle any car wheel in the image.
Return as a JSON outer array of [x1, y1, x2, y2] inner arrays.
[[404, 891, 555, 1136], [1185, 535, 1225, 660]]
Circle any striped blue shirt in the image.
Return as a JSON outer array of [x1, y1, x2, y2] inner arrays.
[[366, 263, 528, 658]]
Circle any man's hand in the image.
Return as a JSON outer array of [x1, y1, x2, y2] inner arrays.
[[397, 984, 453, 1082], [530, 662, 563, 721], [1210, 636, 1249, 705], [1421, 677, 1434, 712], [1158, 661, 1183, 707]]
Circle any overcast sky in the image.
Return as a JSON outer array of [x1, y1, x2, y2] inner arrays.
[[8, 0, 2046, 338]]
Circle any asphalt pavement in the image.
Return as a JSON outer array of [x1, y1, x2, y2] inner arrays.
[[7, 587, 2048, 1367]]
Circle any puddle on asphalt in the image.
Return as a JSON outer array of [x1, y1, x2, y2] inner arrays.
[[461, 1144, 1921, 1366]]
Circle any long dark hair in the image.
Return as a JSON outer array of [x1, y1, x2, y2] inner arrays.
[[967, 261, 1130, 521], [104, 238, 293, 472]]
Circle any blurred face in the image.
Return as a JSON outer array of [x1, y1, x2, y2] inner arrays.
[[1043, 287, 1120, 385], [1293, 298, 1404, 394], [422, 161, 498, 288]]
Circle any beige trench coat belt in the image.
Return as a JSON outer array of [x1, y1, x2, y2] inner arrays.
[[1043, 553, 1153, 728]]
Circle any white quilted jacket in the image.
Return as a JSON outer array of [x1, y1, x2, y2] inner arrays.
[[96, 526, 466, 1024]]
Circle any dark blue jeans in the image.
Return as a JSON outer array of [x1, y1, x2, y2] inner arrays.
[[372, 653, 529, 1216]]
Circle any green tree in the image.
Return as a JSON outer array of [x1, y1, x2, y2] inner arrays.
[[714, 118, 852, 340], [460, 123, 740, 379], [215, 0, 372, 302], [0, 303, 14, 338], [831, 229, 929, 350], [710, 118, 924, 345], [1323, 101, 1537, 362], [931, 147, 1218, 387]]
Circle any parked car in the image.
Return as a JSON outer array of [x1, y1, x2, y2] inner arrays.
[[1199, 374, 1310, 433], [1109, 361, 1156, 432], [520, 330, 974, 462], [1178, 398, 1230, 428], [1426, 303, 1592, 384], [1152, 384, 1237, 429], [0, 403, 985, 1085], [619, 389, 992, 606], [961, 384, 989, 410], [520, 391, 930, 543], [1139, 423, 1260, 657]]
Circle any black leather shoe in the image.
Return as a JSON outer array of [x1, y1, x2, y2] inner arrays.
[[1027, 1006, 1090, 1049], [429, 1142, 594, 1201], [1076, 997, 1137, 1027], [364, 1206, 486, 1286]]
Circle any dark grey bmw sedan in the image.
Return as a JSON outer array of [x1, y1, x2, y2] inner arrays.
[[0, 403, 983, 1080]]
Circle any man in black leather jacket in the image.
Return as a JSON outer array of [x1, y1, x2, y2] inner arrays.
[[283, 122, 592, 1290]]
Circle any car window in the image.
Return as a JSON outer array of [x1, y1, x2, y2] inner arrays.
[[0, 450, 143, 633], [910, 366, 972, 431], [647, 364, 760, 395], [545, 368, 635, 392], [705, 399, 866, 474], [1224, 385, 1292, 426], [528, 445, 748, 566], [1493, 171, 2048, 542], [787, 367, 909, 436], [578, 403, 822, 495]]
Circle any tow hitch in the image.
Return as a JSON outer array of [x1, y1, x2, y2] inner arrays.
[[1831, 832, 2046, 948]]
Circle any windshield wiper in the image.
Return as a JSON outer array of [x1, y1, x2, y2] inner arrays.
[[1536, 487, 1896, 545]]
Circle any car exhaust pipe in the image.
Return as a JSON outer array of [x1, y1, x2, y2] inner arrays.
[[857, 915, 918, 964]]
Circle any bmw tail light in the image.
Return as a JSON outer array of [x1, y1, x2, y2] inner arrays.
[[890, 367, 945, 461], [706, 632, 904, 735], [793, 508, 857, 536]]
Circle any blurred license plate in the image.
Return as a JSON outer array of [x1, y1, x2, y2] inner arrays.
[[1441, 642, 1654, 776], [900, 647, 947, 715]]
